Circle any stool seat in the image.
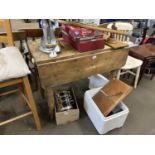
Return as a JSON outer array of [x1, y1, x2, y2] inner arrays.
[[117, 55, 143, 88], [0, 47, 30, 82], [122, 56, 143, 70]]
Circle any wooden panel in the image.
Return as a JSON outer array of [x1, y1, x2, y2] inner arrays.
[[0, 31, 27, 42], [38, 54, 94, 88], [105, 41, 128, 49], [94, 48, 128, 73], [38, 48, 128, 89], [19, 28, 43, 39], [28, 40, 111, 64], [93, 79, 132, 116]]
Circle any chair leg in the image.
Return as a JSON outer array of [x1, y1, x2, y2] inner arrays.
[[134, 66, 141, 89], [109, 70, 118, 79], [22, 76, 41, 130], [117, 69, 121, 79], [151, 71, 155, 80]]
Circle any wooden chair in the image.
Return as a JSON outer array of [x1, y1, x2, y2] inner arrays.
[[18, 28, 43, 91], [18, 28, 62, 93], [0, 30, 38, 91], [19, 28, 43, 41], [0, 31, 28, 60], [0, 19, 41, 130], [106, 22, 143, 88], [107, 22, 133, 44], [139, 56, 155, 82]]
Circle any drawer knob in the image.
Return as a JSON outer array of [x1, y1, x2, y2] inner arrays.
[[92, 55, 97, 59]]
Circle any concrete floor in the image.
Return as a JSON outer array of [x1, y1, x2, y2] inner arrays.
[[0, 20, 155, 135]]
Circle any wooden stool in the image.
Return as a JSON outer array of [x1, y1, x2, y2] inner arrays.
[[0, 76, 41, 130], [117, 56, 143, 88], [0, 19, 41, 130]]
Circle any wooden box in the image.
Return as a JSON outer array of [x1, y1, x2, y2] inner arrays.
[[54, 87, 79, 125], [93, 79, 132, 116]]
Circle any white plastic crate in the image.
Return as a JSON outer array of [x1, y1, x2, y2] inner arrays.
[[88, 74, 109, 89], [84, 88, 129, 134]]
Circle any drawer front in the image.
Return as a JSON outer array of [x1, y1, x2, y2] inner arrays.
[[38, 49, 128, 88]]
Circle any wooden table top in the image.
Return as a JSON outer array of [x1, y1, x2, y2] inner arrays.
[[28, 39, 113, 65], [130, 44, 155, 60]]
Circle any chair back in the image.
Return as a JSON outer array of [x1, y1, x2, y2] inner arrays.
[[0, 19, 14, 46], [107, 22, 133, 43], [19, 28, 43, 41]]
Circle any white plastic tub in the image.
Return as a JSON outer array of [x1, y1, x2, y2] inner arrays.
[[84, 88, 129, 134], [88, 74, 109, 89]]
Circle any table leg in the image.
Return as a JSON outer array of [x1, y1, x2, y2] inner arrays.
[[47, 87, 55, 119]]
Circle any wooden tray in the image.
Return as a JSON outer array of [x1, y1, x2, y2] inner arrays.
[[105, 41, 128, 49]]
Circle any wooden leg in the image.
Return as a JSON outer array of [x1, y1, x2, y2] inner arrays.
[[138, 66, 145, 84], [138, 61, 146, 84], [35, 68, 45, 99], [117, 69, 121, 79], [151, 73, 155, 80], [134, 66, 141, 89], [151, 70, 155, 80], [18, 83, 26, 106], [109, 70, 118, 79], [22, 76, 41, 130], [47, 87, 55, 119]]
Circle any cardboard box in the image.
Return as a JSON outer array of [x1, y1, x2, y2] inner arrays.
[[54, 87, 79, 125]]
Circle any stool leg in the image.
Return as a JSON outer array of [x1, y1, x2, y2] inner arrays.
[[117, 69, 121, 79], [18, 83, 27, 106], [109, 70, 117, 79], [134, 66, 141, 89], [23, 76, 41, 130]]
